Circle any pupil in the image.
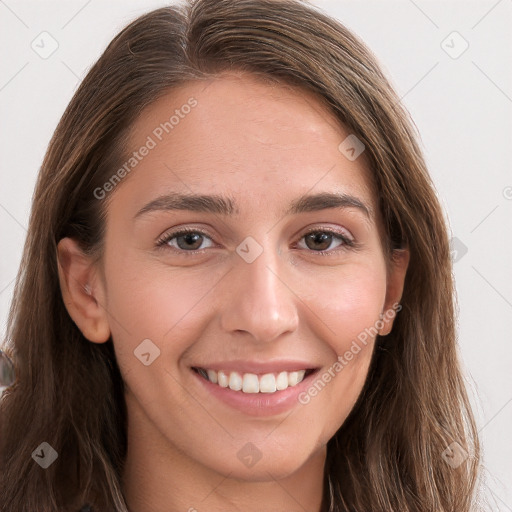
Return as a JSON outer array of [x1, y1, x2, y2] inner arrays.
[[179, 233, 202, 250], [307, 232, 331, 251]]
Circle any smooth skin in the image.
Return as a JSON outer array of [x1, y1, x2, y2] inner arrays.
[[57, 72, 409, 512]]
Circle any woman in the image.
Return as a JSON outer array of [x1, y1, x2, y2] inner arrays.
[[0, 0, 481, 510]]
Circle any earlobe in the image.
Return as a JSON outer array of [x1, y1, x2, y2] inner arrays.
[[56, 237, 111, 344], [379, 248, 410, 336]]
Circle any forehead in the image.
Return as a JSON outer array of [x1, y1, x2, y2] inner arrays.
[[114, 71, 376, 217]]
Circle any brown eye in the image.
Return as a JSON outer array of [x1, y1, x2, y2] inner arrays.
[[297, 229, 354, 253], [304, 232, 335, 251], [157, 229, 214, 252], [174, 232, 205, 250]]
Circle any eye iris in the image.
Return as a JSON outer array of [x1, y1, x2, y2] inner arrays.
[[305, 232, 333, 251], [168, 231, 343, 252], [177, 232, 203, 250]]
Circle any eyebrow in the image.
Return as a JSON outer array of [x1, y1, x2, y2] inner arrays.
[[134, 192, 372, 220]]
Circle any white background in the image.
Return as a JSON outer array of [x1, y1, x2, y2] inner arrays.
[[1, 0, 511, 508]]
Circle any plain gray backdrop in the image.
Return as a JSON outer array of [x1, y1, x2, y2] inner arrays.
[[1, 0, 511, 508]]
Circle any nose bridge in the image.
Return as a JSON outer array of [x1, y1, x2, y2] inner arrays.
[[219, 237, 299, 343]]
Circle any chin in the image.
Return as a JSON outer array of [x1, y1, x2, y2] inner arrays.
[[200, 438, 323, 482]]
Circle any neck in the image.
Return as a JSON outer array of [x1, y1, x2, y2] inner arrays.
[[121, 395, 326, 512]]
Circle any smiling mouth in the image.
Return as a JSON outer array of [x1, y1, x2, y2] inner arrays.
[[192, 367, 317, 394]]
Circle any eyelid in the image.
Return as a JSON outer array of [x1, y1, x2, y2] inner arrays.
[[155, 224, 358, 255], [294, 227, 357, 255], [300, 225, 354, 242], [156, 226, 216, 252]]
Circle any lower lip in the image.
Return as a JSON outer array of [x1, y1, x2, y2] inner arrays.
[[191, 369, 319, 417]]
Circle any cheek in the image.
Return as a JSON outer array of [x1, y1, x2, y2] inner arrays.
[[101, 250, 225, 364], [297, 264, 386, 427], [305, 263, 387, 352]]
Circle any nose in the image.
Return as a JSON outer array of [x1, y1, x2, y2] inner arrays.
[[219, 240, 299, 344]]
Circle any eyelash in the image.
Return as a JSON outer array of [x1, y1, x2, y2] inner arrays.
[[156, 226, 357, 256]]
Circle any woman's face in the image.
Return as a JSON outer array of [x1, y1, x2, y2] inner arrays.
[[61, 72, 407, 481]]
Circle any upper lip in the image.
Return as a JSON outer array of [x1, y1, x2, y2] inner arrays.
[[191, 359, 320, 375]]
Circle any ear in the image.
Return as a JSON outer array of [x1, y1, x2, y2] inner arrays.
[[379, 248, 409, 336], [56, 237, 111, 344]]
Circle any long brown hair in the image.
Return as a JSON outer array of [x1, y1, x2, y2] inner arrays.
[[0, 0, 481, 510]]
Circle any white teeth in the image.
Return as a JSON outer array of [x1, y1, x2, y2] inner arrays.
[[197, 368, 309, 393], [217, 370, 229, 388], [242, 373, 259, 393], [259, 373, 276, 393], [229, 372, 243, 391], [288, 370, 305, 387], [276, 371, 288, 390]]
